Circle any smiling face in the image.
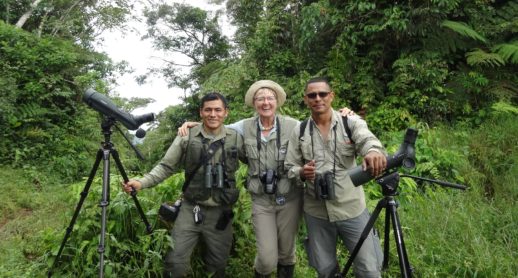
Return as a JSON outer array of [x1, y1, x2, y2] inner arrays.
[[199, 99, 228, 133], [304, 81, 334, 115], [253, 88, 278, 119]]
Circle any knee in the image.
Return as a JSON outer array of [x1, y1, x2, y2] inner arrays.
[[316, 262, 339, 278], [255, 253, 278, 274], [164, 251, 189, 277], [353, 269, 381, 278]]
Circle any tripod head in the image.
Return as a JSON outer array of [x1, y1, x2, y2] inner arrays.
[[375, 171, 467, 198], [97, 115, 147, 161]]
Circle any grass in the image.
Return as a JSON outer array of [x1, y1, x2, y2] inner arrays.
[[0, 167, 71, 277]]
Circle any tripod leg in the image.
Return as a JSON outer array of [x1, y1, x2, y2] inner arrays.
[[340, 198, 388, 277], [48, 149, 103, 278], [388, 198, 412, 278], [383, 203, 391, 270], [97, 149, 113, 278], [111, 149, 153, 233]]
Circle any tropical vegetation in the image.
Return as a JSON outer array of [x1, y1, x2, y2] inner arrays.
[[1, 0, 517, 277]]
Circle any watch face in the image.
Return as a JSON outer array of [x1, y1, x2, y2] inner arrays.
[[276, 196, 286, 206]]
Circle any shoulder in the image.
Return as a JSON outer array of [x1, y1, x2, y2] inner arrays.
[[225, 126, 239, 137], [293, 117, 311, 138], [344, 114, 367, 129], [241, 117, 256, 127], [279, 115, 299, 127]]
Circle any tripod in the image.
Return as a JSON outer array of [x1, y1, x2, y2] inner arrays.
[[48, 117, 153, 278], [338, 171, 466, 278]]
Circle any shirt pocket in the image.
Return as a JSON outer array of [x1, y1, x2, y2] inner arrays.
[[244, 139, 261, 176], [336, 141, 356, 167], [300, 141, 313, 162]]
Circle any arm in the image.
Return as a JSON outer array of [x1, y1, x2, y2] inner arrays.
[[284, 124, 316, 182], [124, 135, 185, 192], [347, 117, 387, 177]]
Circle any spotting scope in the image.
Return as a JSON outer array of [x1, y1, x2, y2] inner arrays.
[[83, 89, 155, 130], [348, 128, 418, 186]]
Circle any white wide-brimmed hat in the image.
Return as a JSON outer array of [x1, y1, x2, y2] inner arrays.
[[244, 80, 286, 107]]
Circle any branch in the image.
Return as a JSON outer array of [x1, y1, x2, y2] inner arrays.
[[51, 0, 82, 36], [151, 56, 192, 67], [37, 9, 51, 37], [15, 0, 44, 28]]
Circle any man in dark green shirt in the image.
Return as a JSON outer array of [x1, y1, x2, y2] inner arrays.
[[124, 92, 246, 277]]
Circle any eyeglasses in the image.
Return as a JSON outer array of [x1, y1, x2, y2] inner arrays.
[[305, 92, 331, 99], [254, 96, 276, 103]]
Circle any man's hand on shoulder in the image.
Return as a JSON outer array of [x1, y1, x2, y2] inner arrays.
[[178, 121, 200, 137]]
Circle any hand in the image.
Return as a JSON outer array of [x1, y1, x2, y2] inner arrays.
[[362, 151, 387, 177], [178, 121, 200, 137], [300, 160, 316, 182], [339, 107, 357, 117], [123, 180, 142, 194]]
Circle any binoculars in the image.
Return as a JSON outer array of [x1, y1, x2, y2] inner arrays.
[[260, 169, 278, 195], [205, 163, 224, 189], [314, 171, 335, 200]]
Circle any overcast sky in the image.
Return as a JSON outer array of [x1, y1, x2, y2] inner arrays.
[[97, 0, 232, 115]]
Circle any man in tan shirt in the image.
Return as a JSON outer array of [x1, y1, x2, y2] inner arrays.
[[285, 77, 386, 278]]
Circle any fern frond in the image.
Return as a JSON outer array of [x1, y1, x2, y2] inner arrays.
[[466, 48, 505, 67], [491, 101, 518, 115], [492, 41, 518, 64], [441, 20, 487, 44], [18, 102, 48, 120], [21, 126, 49, 138], [487, 81, 518, 101]]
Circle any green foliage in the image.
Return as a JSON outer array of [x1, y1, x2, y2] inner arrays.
[[466, 48, 506, 67], [0, 21, 108, 180], [199, 0, 518, 133], [468, 111, 518, 199], [0, 0, 134, 47], [441, 20, 488, 43], [492, 41, 518, 64]]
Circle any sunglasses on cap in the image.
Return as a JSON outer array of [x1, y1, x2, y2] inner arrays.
[[305, 91, 331, 99]]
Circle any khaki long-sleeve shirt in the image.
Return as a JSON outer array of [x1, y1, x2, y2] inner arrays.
[[284, 110, 385, 222], [139, 125, 246, 206]]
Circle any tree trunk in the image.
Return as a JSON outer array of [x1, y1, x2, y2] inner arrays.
[[15, 0, 44, 28]]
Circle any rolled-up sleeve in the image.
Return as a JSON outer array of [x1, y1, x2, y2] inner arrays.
[[348, 116, 386, 156]]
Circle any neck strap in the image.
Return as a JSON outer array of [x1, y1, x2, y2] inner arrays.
[[310, 119, 337, 176], [256, 116, 281, 175]]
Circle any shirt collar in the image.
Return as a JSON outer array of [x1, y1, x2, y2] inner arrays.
[[193, 124, 228, 141], [257, 116, 277, 131]]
